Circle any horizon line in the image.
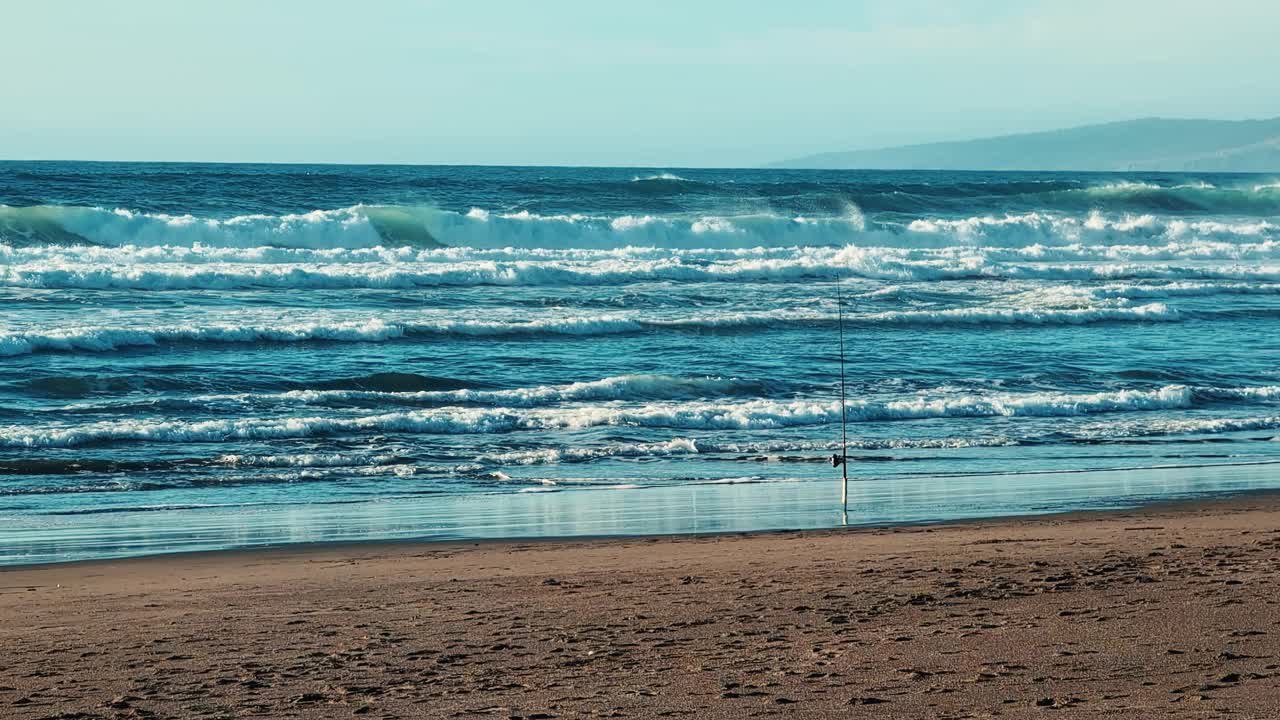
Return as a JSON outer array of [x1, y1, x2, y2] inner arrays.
[[1, 158, 1275, 176]]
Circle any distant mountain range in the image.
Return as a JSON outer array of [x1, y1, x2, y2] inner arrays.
[[772, 118, 1280, 172]]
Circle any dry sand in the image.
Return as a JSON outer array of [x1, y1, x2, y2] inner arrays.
[[3, 494, 1280, 719]]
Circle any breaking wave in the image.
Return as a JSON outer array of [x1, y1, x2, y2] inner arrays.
[[2, 201, 1277, 253], [475, 436, 1017, 466], [7, 384, 1277, 448], [0, 304, 1179, 356], [0, 452, 404, 477], [216, 374, 775, 407], [6, 237, 1280, 291], [630, 172, 693, 183], [0, 204, 445, 249], [1085, 281, 1280, 300], [1068, 180, 1280, 214]]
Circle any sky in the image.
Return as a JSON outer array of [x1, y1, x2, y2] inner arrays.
[[5, 0, 1280, 167]]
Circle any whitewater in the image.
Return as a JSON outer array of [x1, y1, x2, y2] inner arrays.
[[3, 162, 1279, 564]]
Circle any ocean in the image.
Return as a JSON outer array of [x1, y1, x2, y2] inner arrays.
[[2, 162, 1279, 564]]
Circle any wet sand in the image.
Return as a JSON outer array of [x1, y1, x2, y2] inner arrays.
[[3, 494, 1280, 719]]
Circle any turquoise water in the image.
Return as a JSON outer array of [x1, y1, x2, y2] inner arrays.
[[2, 162, 1279, 564]]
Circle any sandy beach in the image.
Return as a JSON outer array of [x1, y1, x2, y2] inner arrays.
[[3, 495, 1280, 719]]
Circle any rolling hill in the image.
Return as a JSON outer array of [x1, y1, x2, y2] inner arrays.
[[773, 117, 1280, 172]]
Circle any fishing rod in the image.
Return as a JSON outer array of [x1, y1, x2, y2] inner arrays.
[[831, 275, 849, 515]]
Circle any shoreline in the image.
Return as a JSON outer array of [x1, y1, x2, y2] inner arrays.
[[7, 456, 1280, 568], [4, 483, 1280, 575]]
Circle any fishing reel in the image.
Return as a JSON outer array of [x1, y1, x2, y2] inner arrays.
[[830, 453, 846, 468]]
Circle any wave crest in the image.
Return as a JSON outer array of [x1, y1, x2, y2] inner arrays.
[[8, 384, 1271, 448], [7, 239, 1280, 291], [0, 303, 1179, 357], [0, 204, 445, 250], [3, 200, 1277, 253]]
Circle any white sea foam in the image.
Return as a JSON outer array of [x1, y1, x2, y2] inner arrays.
[[1086, 181, 1166, 194], [842, 386, 1199, 421], [1202, 385, 1280, 401], [1077, 415, 1280, 439], [0, 319, 408, 356], [5, 220, 1280, 291], [903, 211, 1277, 248], [3, 311, 743, 357], [0, 302, 1180, 357], [3, 202, 1277, 254], [863, 303, 1178, 325], [631, 172, 690, 182], [476, 436, 1029, 466], [8, 252, 1280, 290], [64, 377, 1275, 420], [479, 438, 707, 465], [0, 205, 405, 249], [263, 374, 765, 407], [0, 386, 1226, 448], [1086, 281, 1280, 300], [213, 452, 401, 468], [691, 476, 801, 485]]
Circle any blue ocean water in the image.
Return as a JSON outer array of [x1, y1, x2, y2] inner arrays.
[[2, 162, 1279, 564]]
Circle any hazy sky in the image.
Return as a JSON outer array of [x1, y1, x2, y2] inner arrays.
[[6, 0, 1279, 166]]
